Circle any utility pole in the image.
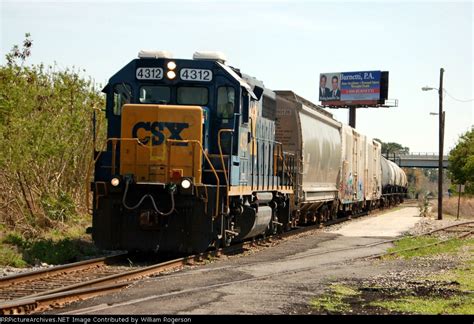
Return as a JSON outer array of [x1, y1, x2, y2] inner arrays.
[[457, 184, 461, 220], [438, 68, 444, 220]]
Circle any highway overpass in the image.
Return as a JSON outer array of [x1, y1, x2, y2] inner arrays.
[[387, 152, 449, 168]]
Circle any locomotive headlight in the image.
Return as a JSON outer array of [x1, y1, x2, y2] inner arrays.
[[167, 61, 176, 70], [180, 178, 192, 189], [167, 70, 176, 79], [111, 177, 120, 187]]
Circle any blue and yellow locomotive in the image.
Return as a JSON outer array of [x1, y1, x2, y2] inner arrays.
[[92, 51, 294, 253]]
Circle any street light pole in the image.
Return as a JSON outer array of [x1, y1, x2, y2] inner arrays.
[[438, 68, 444, 220]]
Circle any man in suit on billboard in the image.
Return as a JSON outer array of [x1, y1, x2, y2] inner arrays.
[[331, 75, 341, 100], [319, 74, 331, 100]]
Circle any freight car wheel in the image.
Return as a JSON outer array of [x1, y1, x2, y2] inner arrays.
[[320, 205, 329, 223]]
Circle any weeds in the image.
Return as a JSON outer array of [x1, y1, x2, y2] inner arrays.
[[418, 195, 430, 217], [370, 295, 473, 315], [432, 197, 474, 219], [310, 284, 359, 313], [1, 223, 100, 266], [385, 236, 474, 259], [0, 244, 27, 267]]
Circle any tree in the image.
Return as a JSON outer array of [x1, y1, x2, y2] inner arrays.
[[374, 138, 410, 156], [448, 129, 474, 193], [0, 34, 105, 237]]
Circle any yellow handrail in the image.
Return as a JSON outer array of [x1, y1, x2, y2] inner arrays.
[[86, 138, 151, 211], [167, 139, 220, 219], [218, 129, 233, 213], [89, 137, 221, 219]]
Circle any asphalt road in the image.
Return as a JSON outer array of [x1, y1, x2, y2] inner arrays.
[[56, 206, 421, 315]]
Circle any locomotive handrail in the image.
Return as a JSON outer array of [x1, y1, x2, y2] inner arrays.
[[218, 129, 233, 214], [166, 139, 220, 219], [86, 137, 152, 211]]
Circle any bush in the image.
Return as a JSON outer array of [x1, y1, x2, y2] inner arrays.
[[40, 191, 76, 222], [432, 197, 474, 219], [0, 245, 27, 267], [22, 238, 99, 265], [0, 34, 105, 237]]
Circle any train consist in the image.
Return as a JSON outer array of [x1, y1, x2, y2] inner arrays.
[[91, 51, 407, 253]]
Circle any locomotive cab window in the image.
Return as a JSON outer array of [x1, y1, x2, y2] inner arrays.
[[177, 87, 208, 105], [113, 83, 132, 115], [139, 86, 171, 104], [217, 86, 235, 119]]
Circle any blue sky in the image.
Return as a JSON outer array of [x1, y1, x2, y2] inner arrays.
[[1, 0, 472, 153]]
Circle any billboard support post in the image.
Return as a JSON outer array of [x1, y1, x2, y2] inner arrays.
[[349, 107, 356, 128]]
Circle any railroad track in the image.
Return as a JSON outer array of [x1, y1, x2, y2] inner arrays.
[[368, 220, 474, 259], [0, 205, 436, 315], [62, 220, 474, 315], [0, 220, 332, 315], [0, 253, 128, 300]]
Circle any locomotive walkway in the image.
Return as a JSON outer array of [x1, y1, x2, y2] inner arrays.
[[53, 207, 423, 315]]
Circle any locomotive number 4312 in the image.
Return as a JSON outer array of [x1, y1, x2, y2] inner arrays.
[[136, 67, 164, 80], [180, 68, 212, 82]]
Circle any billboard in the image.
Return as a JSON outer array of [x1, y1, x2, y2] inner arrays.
[[319, 70, 385, 105]]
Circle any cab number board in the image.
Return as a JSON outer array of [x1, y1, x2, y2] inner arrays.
[[136, 67, 163, 80], [180, 68, 212, 82]]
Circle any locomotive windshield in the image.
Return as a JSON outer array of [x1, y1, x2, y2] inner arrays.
[[216, 86, 235, 120], [177, 86, 208, 105], [139, 85, 170, 104], [113, 83, 131, 115]]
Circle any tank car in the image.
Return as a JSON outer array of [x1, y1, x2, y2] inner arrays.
[[380, 156, 407, 206]]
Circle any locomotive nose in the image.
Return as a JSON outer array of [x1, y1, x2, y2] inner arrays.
[[120, 104, 203, 185]]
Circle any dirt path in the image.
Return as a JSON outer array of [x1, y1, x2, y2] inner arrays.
[[332, 207, 419, 237]]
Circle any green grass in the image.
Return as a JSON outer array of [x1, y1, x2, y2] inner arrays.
[[0, 244, 27, 267], [374, 240, 474, 314], [309, 235, 474, 314], [370, 295, 474, 315], [427, 259, 474, 292], [386, 236, 474, 259], [0, 222, 100, 266], [22, 238, 99, 265], [310, 284, 359, 313]]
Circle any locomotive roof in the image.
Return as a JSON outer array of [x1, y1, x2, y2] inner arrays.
[[102, 57, 257, 99]]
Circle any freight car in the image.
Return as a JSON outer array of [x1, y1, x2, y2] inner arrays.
[[90, 51, 407, 253]]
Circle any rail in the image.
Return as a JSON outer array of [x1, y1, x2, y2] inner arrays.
[[1, 203, 444, 315], [0, 222, 331, 315], [367, 221, 473, 259], [0, 253, 127, 289]]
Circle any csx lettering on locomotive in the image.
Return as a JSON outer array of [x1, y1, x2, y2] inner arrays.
[[131, 122, 189, 145]]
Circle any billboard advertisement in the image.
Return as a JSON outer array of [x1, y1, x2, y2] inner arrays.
[[319, 71, 382, 104]]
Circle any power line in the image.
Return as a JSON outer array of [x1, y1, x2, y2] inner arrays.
[[443, 89, 474, 102]]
